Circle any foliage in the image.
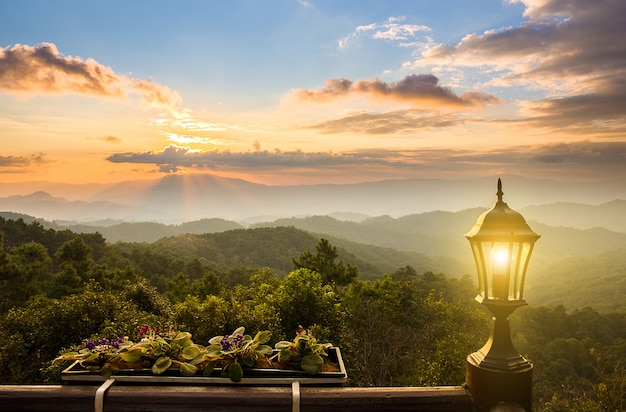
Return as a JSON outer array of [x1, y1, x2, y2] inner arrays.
[[341, 272, 487, 387], [270, 268, 344, 340], [1, 215, 625, 411], [53, 336, 133, 378], [526, 248, 626, 312], [274, 326, 333, 375], [129, 325, 206, 376], [205, 327, 273, 382], [511, 305, 626, 411], [292, 238, 357, 286]]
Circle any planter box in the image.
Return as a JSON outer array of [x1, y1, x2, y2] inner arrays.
[[62, 347, 347, 385]]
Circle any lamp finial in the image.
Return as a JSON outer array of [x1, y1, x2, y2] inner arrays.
[[497, 178, 503, 203]]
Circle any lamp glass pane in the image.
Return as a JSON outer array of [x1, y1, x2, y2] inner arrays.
[[475, 241, 523, 301]]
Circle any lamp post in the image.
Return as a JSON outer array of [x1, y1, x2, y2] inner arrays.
[[465, 179, 540, 412]]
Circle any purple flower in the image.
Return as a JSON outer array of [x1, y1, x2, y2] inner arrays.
[[98, 338, 109, 345], [220, 334, 246, 351], [85, 341, 97, 350], [220, 336, 232, 351]]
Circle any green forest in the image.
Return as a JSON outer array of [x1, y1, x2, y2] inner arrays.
[[0, 217, 624, 411]]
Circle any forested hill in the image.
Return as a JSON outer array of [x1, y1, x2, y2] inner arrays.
[[1, 216, 624, 410], [2, 211, 625, 312], [146, 226, 465, 280], [525, 248, 626, 313]]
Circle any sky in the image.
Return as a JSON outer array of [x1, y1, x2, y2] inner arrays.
[[1, 0, 625, 187]]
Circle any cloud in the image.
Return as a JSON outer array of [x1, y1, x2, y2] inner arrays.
[[166, 133, 232, 146], [107, 144, 384, 173], [339, 17, 430, 49], [0, 43, 181, 109], [307, 109, 463, 134], [105, 141, 626, 181], [86, 135, 123, 143], [0, 153, 49, 171], [289, 74, 501, 108], [517, 91, 626, 134], [411, 0, 626, 131]]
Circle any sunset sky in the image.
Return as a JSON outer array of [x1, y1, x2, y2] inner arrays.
[[1, 0, 625, 187]]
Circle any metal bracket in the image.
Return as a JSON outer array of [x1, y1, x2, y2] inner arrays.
[[292, 380, 300, 412], [95, 378, 116, 412]]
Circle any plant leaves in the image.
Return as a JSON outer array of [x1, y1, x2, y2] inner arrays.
[[274, 341, 292, 350], [242, 355, 254, 367], [254, 330, 272, 344], [181, 345, 202, 360], [100, 362, 119, 378], [301, 354, 323, 375], [202, 360, 215, 377], [151, 356, 172, 375], [229, 362, 243, 382], [205, 345, 222, 358], [179, 362, 198, 377], [120, 349, 143, 362], [208, 335, 224, 345], [257, 345, 273, 355], [278, 348, 292, 363]]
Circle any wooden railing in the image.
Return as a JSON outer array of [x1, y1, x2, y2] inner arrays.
[[0, 383, 475, 411]]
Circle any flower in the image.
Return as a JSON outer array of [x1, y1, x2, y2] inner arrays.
[[220, 333, 245, 351]]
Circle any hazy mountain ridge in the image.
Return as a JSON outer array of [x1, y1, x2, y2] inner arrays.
[[521, 199, 626, 232], [1, 209, 625, 312], [2, 174, 626, 224], [525, 248, 626, 312]]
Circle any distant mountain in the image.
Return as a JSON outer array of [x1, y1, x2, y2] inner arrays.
[[45, 218, 243, 243], [2, 174, 626, 224], [521, 200, 626, 233], [147, 226, 467, 280], [525, 248, 626, 312], [2, 207, 624, 311], [0, 191, 134, 221]]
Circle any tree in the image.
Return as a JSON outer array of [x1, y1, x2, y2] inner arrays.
[[271, 268, 344, 340], [292, 238, 357, 286], [55, 236, 92, 278]]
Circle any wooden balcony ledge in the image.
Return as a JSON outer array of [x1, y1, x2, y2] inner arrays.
[[0, 383, 475, 412]]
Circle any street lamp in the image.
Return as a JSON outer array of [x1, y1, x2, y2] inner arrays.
[[464, 179, 540, 412]]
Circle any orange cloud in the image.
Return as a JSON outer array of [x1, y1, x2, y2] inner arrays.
[[86, 135, 123, 143], [0, 153, 49, 170], [0, 43, 180, 108], [290, 74, 501, 108]]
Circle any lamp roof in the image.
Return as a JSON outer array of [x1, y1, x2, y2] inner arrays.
[[465, 179, 540, 241]]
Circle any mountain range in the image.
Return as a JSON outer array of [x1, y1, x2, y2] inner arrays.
[[1, 174, 625, 224]]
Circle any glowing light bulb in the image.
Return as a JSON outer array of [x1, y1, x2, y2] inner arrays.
[[491, 245, 509, 299]]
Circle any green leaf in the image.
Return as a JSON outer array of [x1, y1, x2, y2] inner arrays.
[[181, 345, 202, 360], [100, 363, 119, 378], [256, 345, 273, 356], [120, 349, 143, 362], [275, 341, 292, 350], [233, 326, 245, 336], [278, 348, 292, 363], [205, 345, 222, 358], [188, 354, 206, 365], [242, 355, 254, 367], [300, 354, 323, 375], [254, 330, 272, 344], [179, 362, 198, 377], [202, 361, 215, 377], [151, 356, 172, 375], [229, 362, 243, 382], [208, 335, 224, 345]]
